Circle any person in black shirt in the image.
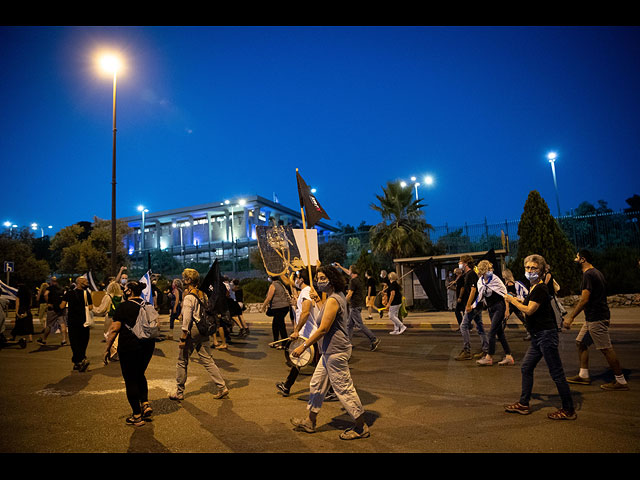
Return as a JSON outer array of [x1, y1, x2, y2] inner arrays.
[[336, 264, 380, 350], [364, 270, 377, 320], [563, 250, 629, 391], [455, 255, 488, 360], [104, 281, 156, 427], [37, 277, 68, 346], [60, 276, 93, 372], [504, 254, 576, 420], [384, 272, 406, 335]]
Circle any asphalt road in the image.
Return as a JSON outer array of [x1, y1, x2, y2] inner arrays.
[[0, 312, 638, 453]]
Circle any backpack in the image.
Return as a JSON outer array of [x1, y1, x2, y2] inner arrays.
[[126, 299, 160, 340], [186, 291, 217, 337]]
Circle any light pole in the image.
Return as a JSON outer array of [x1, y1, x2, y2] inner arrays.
[[137, 205, 148, 252], [99, 53, 122, 277], [547, 152, 561, 217]]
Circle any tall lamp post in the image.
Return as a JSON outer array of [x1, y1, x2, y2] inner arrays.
[[137, 205, 149, 252], [100, 54, 122, 277], [547, 152, 561, 217]]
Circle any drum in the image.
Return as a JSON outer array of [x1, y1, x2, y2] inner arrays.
[[285, 336, 317, 371]]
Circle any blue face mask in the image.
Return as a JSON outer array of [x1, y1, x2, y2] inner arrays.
[[525, 271, 539, 283], [484, 272, 493, 282]]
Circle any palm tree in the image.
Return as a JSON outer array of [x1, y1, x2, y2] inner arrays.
[[369, 181, 434, 260]]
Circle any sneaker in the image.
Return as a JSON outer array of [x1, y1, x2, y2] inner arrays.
[[60, 341, 67, 346], [476, 355, 493, 366], [498, 355, 515, 366], [370, 339, 381, 351], [339, 424, 370, 440], [213, 387, 229, 399], [291, 417, 315, 433], [78, 359, 90, 372], [504, 402, 531, 415], [566, 375, 591, 385], [126, 415, 145, 427], [169, 391, 185, 401], [547, 408, 577, 420], [389, 330, 399, 335], [37, 338, 46, 345], [455, 350, 472, 361], [398, 325, 407, 335], [276, 382, 290, 397], [472, 351, 486, 360], [600, 381, 630, 391], [324, 391, 338, 402]]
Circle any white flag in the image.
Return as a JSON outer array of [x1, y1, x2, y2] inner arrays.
[[139, 271, 154, 305], [0, 280, 18, 300]]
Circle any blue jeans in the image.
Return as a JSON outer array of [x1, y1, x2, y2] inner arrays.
[[519, 329, 574, 412], [347, 307, 377, 344], [460, 308, 488, 353], [487, 301, 510, 356]]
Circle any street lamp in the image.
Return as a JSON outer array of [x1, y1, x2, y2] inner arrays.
[[99, 52, 123, 277], [137, 205, 149, 252], [547, 152, 561, 217]]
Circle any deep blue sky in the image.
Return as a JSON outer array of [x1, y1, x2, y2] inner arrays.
[[2, 26, 639, 236]]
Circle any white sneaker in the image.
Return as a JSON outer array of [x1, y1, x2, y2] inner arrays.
[[389, 330, 399, 335], [398, 325, 407, 335], [476, 355, 493, 366], [498, 355, 515, 366]]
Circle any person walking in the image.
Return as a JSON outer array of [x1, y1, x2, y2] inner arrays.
[[502, 268, 530, 340], [335, 263, 380, 350], [289, 265, 370, 440], [169, 268, 229, 401], [37, 277, 68, 346], [60, 276, 93, 372], [262, 276, 291, 348], [103, 280, 156, 427], [474, 261, 514, 366], [11, 284, 34, 343], [364, 270, 377, 320], [504, 254, 577, 420], [36, 281, 49, 333], [384, 272, 406, 335], [168, 279, 183, 341], [93, 280, 123, 342], [455, 255, 488, 360], [563, 250, 629, 391]]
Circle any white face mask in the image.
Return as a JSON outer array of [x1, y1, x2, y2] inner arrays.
[[458, 263, 465, 270]]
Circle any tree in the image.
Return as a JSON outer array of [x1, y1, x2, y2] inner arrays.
[[512, 190, 579, 293], [49, 217, 131, 280], [0, 231, 50, 288], [369, 180, 435, 260]]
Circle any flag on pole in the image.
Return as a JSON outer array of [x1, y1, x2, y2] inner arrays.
[[200, 259, 228, 314], [0, 280, 18, 300], [83, 271, 99, 292], [139, 270, 154, 305], [296, 171, 330, 228]]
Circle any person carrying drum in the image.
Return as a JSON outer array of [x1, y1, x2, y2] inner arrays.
[[290, 265, 370, 440], [276, 269, 337, 400]]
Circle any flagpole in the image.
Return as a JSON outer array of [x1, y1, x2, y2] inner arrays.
[[296, 168, 315, 290]]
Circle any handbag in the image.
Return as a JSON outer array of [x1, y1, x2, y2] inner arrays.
[[83, 290, 95, 328]]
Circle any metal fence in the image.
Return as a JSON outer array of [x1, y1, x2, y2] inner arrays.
[[327, 210, 640, 257]]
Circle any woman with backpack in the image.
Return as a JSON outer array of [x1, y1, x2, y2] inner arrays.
[[103, 281, 156, 427], [169, 268, 229, 402]]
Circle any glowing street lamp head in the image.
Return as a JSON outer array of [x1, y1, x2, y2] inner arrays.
[[99, 53, 122, 75], [547, 152, 557, 162], [424, 175, 434, 186], [400, 181, 407, 188]]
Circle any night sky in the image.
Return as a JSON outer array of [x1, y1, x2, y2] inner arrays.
[[2, 26, 639, 236]]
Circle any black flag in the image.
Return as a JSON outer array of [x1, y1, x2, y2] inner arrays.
[[200, 259, 228, 314], [296, 170, 330, 228]]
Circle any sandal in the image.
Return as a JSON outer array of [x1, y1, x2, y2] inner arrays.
[[126, 415, 145, 427], [547, 408, 577, 421], [504, 402, 531, 415], [141, 402, 153, 418]]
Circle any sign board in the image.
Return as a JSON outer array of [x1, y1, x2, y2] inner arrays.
[[3, 261, 14, 273]]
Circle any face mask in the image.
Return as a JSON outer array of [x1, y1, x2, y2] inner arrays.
[[459, 263, 465, 270], [121, 279, 127, 285], [484, 272, 493, 282], [317, 280, 331, 292], [525, 271, 539, 283]]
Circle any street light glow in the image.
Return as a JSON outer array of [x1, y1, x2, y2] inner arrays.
[[424, 175, 434, 186], [547, 152, 557, 162], [99, 53, 122, 75]]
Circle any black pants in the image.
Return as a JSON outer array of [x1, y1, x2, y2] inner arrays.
[[68, 323, 90, 365], [119, 341, 155, 415], [271, 307, 289, 342]]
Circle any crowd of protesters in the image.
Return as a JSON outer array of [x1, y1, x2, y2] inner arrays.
[[0, 248, 631, 437]]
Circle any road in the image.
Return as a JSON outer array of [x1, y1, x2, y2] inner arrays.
[[0, 309, 638, 453]]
